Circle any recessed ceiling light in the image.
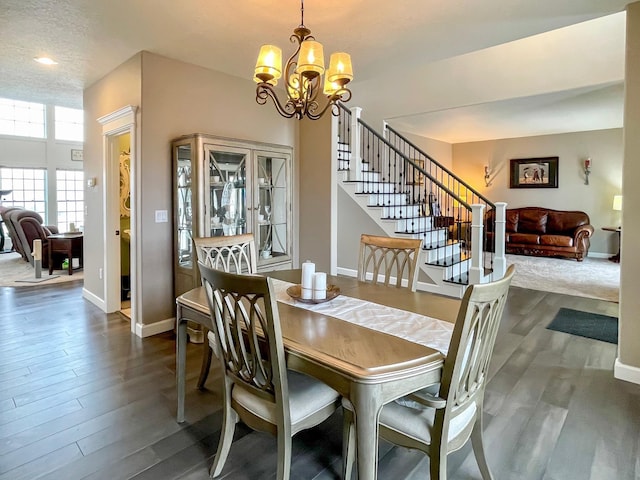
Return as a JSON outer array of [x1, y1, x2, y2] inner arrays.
[[34, 57, 58, 65]]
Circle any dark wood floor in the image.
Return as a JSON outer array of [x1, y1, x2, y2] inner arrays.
[[0, 281, 637, 479]]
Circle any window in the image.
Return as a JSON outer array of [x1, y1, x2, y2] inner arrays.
[[56, 169, 84, 232], [0, 97, 46, 138], [0, 167, 47, 218], [55, 106, 83, 142]]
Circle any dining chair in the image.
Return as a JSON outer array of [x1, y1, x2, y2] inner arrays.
[[193, 234, 258, 389], [357, 233, 423, 292], [198, 263, 341, 480], [343, 265, 516, 480]]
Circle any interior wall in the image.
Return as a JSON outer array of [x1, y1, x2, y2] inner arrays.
[[452, 128, 623, 255], [138, 51, 297, 324], [298, 114, 333, 272], [618, 1, 640, 379], [336, 187, 386, 271], [83, 53, 142, 299]]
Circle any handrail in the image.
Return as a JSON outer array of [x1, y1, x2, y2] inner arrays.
[[385, 124, 495, 208]]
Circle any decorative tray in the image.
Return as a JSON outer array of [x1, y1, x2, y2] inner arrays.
[[286, 284, 341, 304]]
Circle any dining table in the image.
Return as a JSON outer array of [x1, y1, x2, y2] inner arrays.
[[175, 269, 460, 480]]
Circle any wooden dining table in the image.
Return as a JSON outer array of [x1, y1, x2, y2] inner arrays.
[[175, 270, 460, 480]]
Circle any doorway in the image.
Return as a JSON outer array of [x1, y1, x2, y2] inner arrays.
[[98, 105, 138, 334]]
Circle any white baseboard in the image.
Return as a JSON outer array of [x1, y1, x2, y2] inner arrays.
[[134, 317, 175, 338], [614, 358, 640, 385], [82, 288, 106, 311], [336, 267, 357, 277]]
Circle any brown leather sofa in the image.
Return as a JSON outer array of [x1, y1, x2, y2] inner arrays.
[[486, 207, 594, 261]]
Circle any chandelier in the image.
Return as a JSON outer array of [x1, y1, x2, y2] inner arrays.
[[253, 0, 353, 120]]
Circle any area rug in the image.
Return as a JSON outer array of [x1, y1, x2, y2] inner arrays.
[[547, 307, 618, 344], [506, 254, 619, 303], [0, 251, 83, 287]]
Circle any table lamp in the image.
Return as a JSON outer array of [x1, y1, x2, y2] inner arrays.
[[613, 194, 622, 228]]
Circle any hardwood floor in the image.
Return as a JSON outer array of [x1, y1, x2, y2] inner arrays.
[[0, 282, 637, 479]]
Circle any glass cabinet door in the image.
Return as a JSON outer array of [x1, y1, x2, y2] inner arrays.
[[254, 151, 289, 262], [206, 146, 249, 238], [175, 143, 193, 269]]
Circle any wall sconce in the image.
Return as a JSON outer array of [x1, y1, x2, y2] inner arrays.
[[583, 158, 591, 185], [484, 165, 492, 187]]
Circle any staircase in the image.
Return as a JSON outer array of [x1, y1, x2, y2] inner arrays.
[[336, 105, 507, 298]]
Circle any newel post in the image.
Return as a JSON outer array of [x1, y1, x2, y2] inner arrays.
[[469, 204, 485, 284], [350, 106, 362, 181], [493, 202, 507, 279]]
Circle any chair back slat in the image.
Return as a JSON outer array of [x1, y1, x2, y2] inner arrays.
[[439, 265, 515, 433], [199, 264, 286, 405], [357, 234, 422, 291], [194, 234, 257, 275]]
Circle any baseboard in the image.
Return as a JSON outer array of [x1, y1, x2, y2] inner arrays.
[[336, 267, 357, 277], [614, 358, 640, 385], [82, 288, 106, 311], [134, 317, 175, 338], [587, 252, 610, 259]]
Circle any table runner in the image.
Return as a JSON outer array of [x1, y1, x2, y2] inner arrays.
[[270, 279, 454, 355]]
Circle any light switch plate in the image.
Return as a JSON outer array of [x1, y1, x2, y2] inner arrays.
[[155, 210, 168, 223]]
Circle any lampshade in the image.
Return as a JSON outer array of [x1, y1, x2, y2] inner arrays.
[[254, 45, 282, 82], [296, 40, 325, 78], [323, 77, 340, 96], [613, 195, 623, 211], [327, 52, 353, 84]]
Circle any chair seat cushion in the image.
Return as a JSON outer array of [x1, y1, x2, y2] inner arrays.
[[233, 370, 339, 427], [378, 394, 477, 445]]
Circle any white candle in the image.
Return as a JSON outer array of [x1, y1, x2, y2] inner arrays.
[[33, 239, 42, 261], [313, 272, 327, 300], [301, 261, 315, 299]]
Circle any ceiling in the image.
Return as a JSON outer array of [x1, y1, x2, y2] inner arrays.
[[0, 0, 629, 143]]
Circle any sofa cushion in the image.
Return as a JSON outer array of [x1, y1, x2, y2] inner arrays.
[[509, 233, 540, 245], [547, 211, 589, 235], [506, 211, 519, 233], [518, 210, 548, 234], [540, 234, 573, 247]]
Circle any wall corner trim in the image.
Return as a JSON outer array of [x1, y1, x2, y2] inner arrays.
[[614, 358, 640, 385]]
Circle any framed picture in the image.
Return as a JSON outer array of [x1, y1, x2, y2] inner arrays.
[[510, 157, 558, 188], [406, 159, 425, 185], [71, 149, 84, 161]]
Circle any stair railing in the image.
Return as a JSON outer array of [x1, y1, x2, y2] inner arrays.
[[338, 104, 506, 284]]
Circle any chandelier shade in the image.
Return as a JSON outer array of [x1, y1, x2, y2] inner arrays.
[[253, 0, 353, 120], [254, 45, 283, 82]]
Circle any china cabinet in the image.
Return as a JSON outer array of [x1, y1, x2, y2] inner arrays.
[[172, 134, 293, 298]]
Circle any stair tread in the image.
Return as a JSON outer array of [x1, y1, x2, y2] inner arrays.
[[426, 250, 471, 266]]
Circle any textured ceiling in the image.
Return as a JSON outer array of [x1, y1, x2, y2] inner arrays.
[[0, 0, 629, 142]]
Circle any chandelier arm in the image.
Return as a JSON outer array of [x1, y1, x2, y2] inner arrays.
[[256, 84, 297, 119]]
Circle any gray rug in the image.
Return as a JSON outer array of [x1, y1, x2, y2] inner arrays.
[[547, 307, 618, 344], [506, 254, 619, 303]]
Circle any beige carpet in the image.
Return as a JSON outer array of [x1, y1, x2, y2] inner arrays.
[[506, 254, 620, 303], [0, 251, 84, 287]]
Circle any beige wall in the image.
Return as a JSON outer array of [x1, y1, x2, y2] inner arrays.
[[83, 53, 142, 298], [452, 128, 623, 255], [618, 1, 640, 378], [299, 114, 333, 272], [337, 187, 386, 270], [83, 51, 296, 326]]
